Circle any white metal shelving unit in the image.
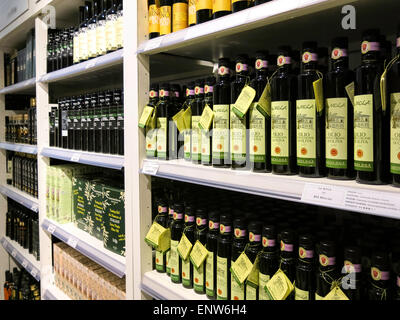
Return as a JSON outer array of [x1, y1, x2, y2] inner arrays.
[[0, 184, 39, 212]]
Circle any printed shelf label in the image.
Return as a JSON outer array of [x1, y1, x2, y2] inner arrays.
[[142, 162, 159, 175], [22, 260, 28, 269], [47, 224, 56, 234], [71, 153, 81, 162], [301, 183, 346, 207], [67, 237, 78, 249]]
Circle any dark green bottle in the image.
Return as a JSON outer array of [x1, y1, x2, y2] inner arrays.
[[368, 252, 391, 300], [192, 79, 205, 164], [156, 84, 173, 160], [205, 210, 219, 299], [201, 76, 215, 166], [182, 206, 195, 288], [295, 234, 315, 300], [341, 246, 363, 300], [154, 199, 169, 273], [146, 84, 159, 159], [259, 224, 278, 300], [231, 216, 247, 300], [245, 220, 262, 300], [315, 240, 338, 300], [170, 203, 184, 283], [184, 82, 195, 161], [193, 208, 208, 294], [279, 229, 296, 300], [94, 91, 105, 153]]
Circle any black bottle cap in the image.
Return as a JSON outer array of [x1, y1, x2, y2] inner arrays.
[[220, 213, 232, 226], [233, 216, 247, 229], [185, 205, 194, 216], [205, 76, 216, 85], [362, 29, 380, 42], [262, 224, 276, 238], [235, 54, 249, 64], [280, 229, 295, 244], [255, 50, 269, 60], [195, 79, 205, 87], [302, 41, 318, 53], [195, 208, 207, 218], [332, 37, 348, 50], [208, 210, 220, 221], [344, 246, 361, 264], [173, 203, 184, 214], [218, 58, 230, 68], [319, 240, 336, 256], [160, 83, 170, 90], [299, 234, 314, 249], [371, 252, 389, 269]]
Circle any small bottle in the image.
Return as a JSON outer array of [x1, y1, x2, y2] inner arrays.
[[341, 246, 363, 300], [188, 0, 196, 27], [259, 224, 278, 300], [184, 82, 195, 161], [213, 58, 231, 168], [245, 221, 262, 300], [87, 0, 99, 59], [170, 203, 185, 283], [195, 0, 212, 24], [159, 0, 172, 36], [182, 206, 195, 288], [201, 77, 215, 166], [106, 0, 118, 53], [315, 240, 338, 300], [231, 216, 247, 300], [191, 79, 205, 164], [216, 213, 233, 300], [212, 0, 231, 19], [295, 234, 315, 300], [154, 199, 169, 273], [146, 84, 159, 159], [368, 252, 391, 300], [205, 210, 219, 299], [172, 0, 188, 32], [232, 0, 249, 13], [193, 208, 208, 294]]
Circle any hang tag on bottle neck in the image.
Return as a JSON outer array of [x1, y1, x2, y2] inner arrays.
[[177, 233, 193, 261], [313, 73, 324, 114], [144, 222, 171, 253], [198, 104, 214, 131], [323, 285, 349, 300], [189, 240, 209, 269], [265, 269, 294, 300], [173, 109, 186, 133], [232, 85, 256, 119], [230, 251, 254, 285], [345, 82, 355, 106], [138, 105, 154, 128], [256, 82, 272, 117]]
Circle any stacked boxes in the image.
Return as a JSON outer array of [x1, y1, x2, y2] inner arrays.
[[53, 242, 126, 300]]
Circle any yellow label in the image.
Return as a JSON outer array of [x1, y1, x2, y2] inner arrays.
[[79, 29, 88, 61], [216, 256, 228, 300], [106, 15, 118, 51], [297, 99, 316, 167], [183, 106, 192, 129], [323, 286, 349, 300], [315, 293, 324, 300], [190, 240, 208, 269], [155, 250, 164, 271], [271, 101, 289, 165], [172, 3, 188, 32], [390, 93, 400, 174], [139, 106, 154, 128], [246, 284, 257, 300], [313, 78, 325, 113], [265, 269, 294, 300], [196, 0, 213, 11], [173, 109, 186, 133], [144, 222, 171, 252], [354, 94, 374, 172], [199, 105, 214, 130], [205, 251, 214, 296], [256, 83, 272, 117], [326, 97, 348, 169], [193, 263, 204, 291], [177, 233, 193, 261], [231, 267, 245, 300], [189, 0, 196, 25], [232, 85, 257, 119], [96, 22, 107, 55], [156, 117, 167, 159], [345, 82, 355, 106], [170, 240, 180, 281], [247, 255, 260, 287], [182, 257, 191, 283], [212, 104, 230, 160], [87, 25, 97, 58], [73, 35, 80, 63], [201, 129, 211, 163], [149, 4, 160, 33], [213, 0, 231, 13], [295, 287, 309, 300], [230, 252, 253, 285], [160, 6, 171, 35], [259, 273, 270, 300], [116, 15, 123, 48], [249, 103, 266, 163], [230, 104, 247, 163], [191, 116, 202, 161]]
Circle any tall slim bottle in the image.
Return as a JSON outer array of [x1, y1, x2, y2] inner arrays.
[[297, 41, 325, 177], [195, 0, 212, 24], [325, 37, 355, 180], [118, 89, 124, 155], [146, 84, 159, 159], [388, 26, 400, 187], [156, 84, 173, 160], [231, 217, 247, 300], [87, 0, 99, 60], [87, 93, 98, 152], [172, 0, 188, 32], [96, 0, 108, 56], [259, 224, 278, 300], [249, 52, 269, 172], [67, 97, 75, 149], [213, 58, 231, 168], [212, 0, 231, 19], [170, 203, 184, 283], [368, 252, 391, 300], [154, 199, 169, 273], [205, 210, 219, 299], [159, 0, 172, 36], [73, 7, 85, 64], [106, 0, 118, 53], [231, 55, 249, 169], [109, 89, 121, 154], [181, 206, 195, 288], [192, 79, 205, 164], [201, 77, 215, 166], [102, 90, 112, 154], [184, 83, 195, 161], [354, 29, 390, 184], [279, 229, 296, 300], [341, 246, 363, 300], [245, 221, 262, 300], [315, 240, 338, 299], [295, 234, 315, 300], [193, 208, 208, 294], [188, 0, 196, 27], [271, 47, 298, 175], [216, 213, 233, 300], [81, 94, 90, 151], [115, 0, 123, 49], [94, 91, 105, 153], [79, 2, 91, 63], [74, 95, 83, 150], [148, 0, 160, 39]]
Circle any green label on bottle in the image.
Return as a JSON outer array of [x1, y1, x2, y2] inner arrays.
[[155, 250, 164, 272], [354, 94, 374, 172], [326, 97, 348, 169], [146, 128, 157, 158], [271, 101, 289, 165], [249, 103, 266, 163], [246, 283, 257, 300], [201, 130, 211, 163], [193, 263, 205, 292], [182, 258, 191, 286], [184, 129, 191, 160], [156, 118, 167, 159], [297, 99, 316, 167], [170, 240, 180, 282], [205, 251, 214, 297], [216, 256, 228, 300], [230, 104, 247, 163], [212, 104, 230, 160], [390, 93, 400, 174], [259, 273, 270, 300], [295, 286, 310, 300], [166, 249, 171, 274], [231, 260, 245, 300], [191, 116, 202, 161]]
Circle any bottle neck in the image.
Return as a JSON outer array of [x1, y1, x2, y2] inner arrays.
[[255, 69, 268, 78], [302, 61, 318, 72], [362, 51, 380, 63], [331, 57, 349, 71]]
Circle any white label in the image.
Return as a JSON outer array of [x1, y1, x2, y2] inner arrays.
[[47, 224, 56, 234], [302, 183, 346, 207], [11, 249, 17, 258], [67, 237, 78, 249], [142, 162, 159, 175], [71, 153, 81, 162], [22, 260, 28, 269]]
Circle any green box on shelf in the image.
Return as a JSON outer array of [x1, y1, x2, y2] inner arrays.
[[73, 176, 88, 232], [92, 179, 105, 241], [102, 184, 125, 257]]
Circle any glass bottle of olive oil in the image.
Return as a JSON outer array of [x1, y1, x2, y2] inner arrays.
[[182, 206, 196, 288], [259, 224, 278, 300], [156, 84, 174, 160], [230, 217, 247, 300], [206, 210, 220, 299], [170, 203, 185, 283], [155, 199, 169, 273], [244, 220, 262, 300], [201, 76, 215, 166], [184, 83, 195, 161], [192, 79, 205, 164], [146, 84, 159, 159], [193, 208, 208, 294]]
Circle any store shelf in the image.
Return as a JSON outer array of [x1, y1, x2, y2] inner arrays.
[[141, 159, 400, 220], [0, 236, 40, 281], [43, 284, 71, 300], [0, 78, 36, 95], [41, 147, 124, 170], [41, 218, 126, 278], [0, 184, 39, 212], [39, 49, 124, 84], [142, 270, 209, 300], [0, 142, 37, 154]]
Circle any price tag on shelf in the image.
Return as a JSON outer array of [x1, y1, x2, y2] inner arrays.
[[142, 162, 159, 175], [71, 153, 81, 162], [47, 224, 56, 234], [31, 204, 38, 212], [301, 183, 346, 208], [67, 237, 78, 249], [11, 249, 17, 258], [1, 238, 6, 246], [31, 269, 38, 279], [22, 260, 28, 269]]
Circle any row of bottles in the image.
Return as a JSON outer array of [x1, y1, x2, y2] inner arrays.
[[5, 98, 37, 145], [49, 88, 124, 155], [3, 268, 40, 300], [47, 0, 123, 72], [143, 28, 400, 187], [6, 152, 38, 198], [5, 199, 40, 261], [149, 178, 400, 300], [148, 0, 273, 38]]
